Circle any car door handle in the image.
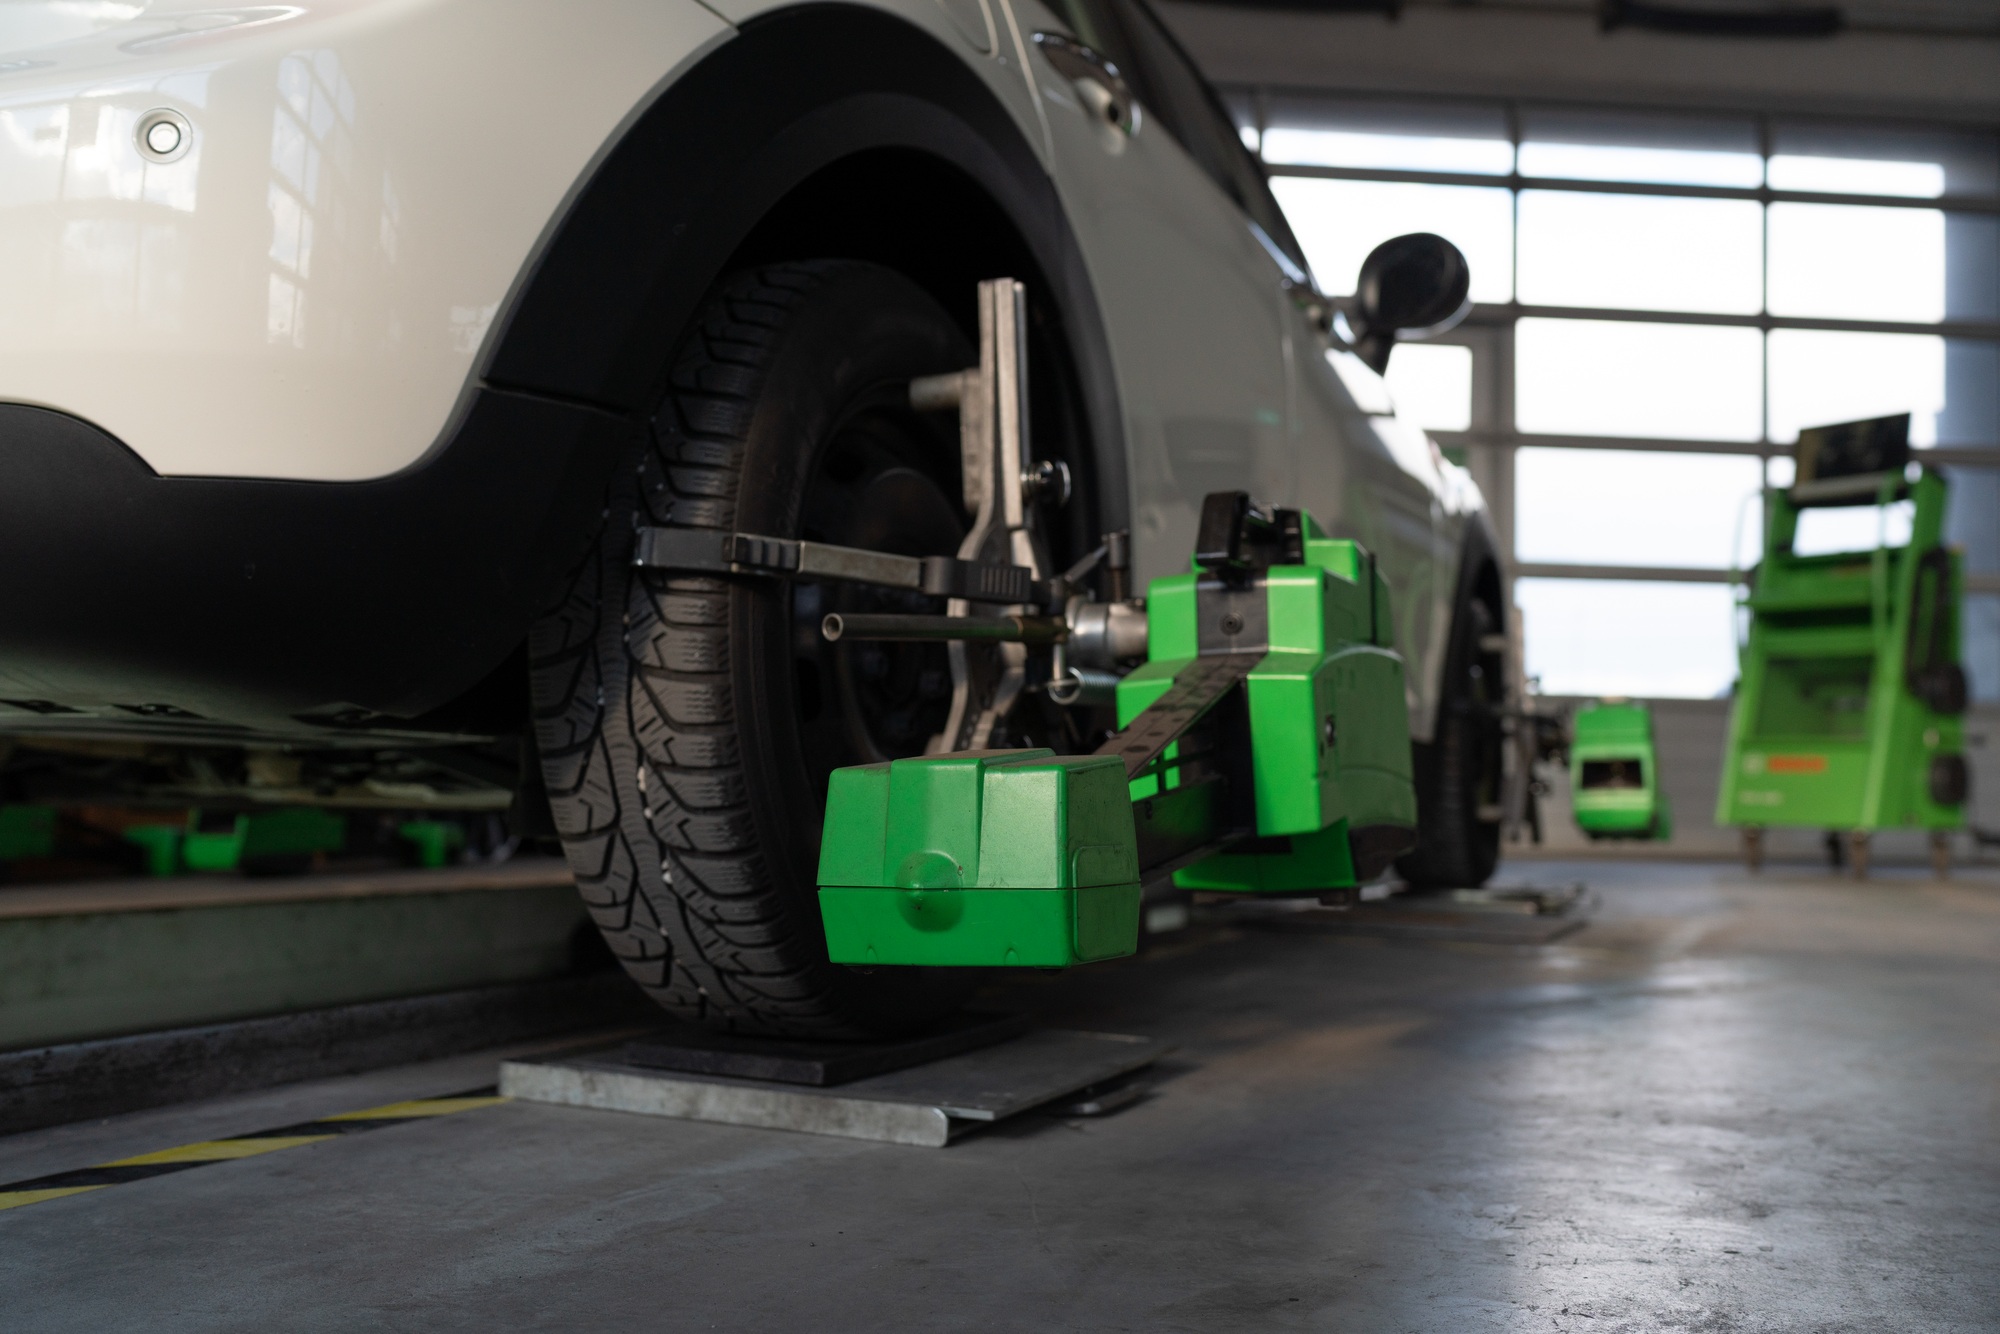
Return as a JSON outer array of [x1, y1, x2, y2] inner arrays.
[[1032, 32, 1134, 134]]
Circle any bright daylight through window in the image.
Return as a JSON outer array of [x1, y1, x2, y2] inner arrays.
[[1231, 93, 2000, 704]]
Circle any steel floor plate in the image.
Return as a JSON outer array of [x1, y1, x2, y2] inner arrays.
[[616, 1010, 1033, 1086], [499, 1028, 1169, 1148]]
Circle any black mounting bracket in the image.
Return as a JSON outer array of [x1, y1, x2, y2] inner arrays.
[[633, 526, 1048, 607]]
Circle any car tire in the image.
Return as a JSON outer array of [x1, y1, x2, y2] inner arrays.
[[1396, 589, 1504, 890], [527, 260, 984, 1037]]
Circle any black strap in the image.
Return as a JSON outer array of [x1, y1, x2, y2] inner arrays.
[[1094, 652, 1263, 780]]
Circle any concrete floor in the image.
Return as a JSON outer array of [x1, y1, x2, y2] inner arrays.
[[4, 859, 1998, 1332]]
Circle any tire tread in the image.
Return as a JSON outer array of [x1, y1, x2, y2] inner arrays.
[[528, 261, 904, 1034]]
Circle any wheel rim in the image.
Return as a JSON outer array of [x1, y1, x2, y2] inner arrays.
[[790, 400, 964, 797]]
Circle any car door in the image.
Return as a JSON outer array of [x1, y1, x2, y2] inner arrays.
[[1008, 0, 1295, 589], [1297, 347, 1453, 737], [1009, 0, 1450, 733]]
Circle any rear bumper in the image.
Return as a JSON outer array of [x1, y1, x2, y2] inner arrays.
[[0, 396, 630, 743]]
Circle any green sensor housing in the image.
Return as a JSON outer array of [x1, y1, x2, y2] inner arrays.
[[1119, 532, 1414, 893], [1570, 700, 1672, 841], [817, 749, 1142, 967], [167, 807, 348, 875]]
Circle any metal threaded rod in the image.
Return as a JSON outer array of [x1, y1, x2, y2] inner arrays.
[[821, 613, 1067, 644]]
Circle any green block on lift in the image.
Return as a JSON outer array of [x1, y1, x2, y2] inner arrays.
[[1571, 700, 1671, 841], [0, 806, 55, 860], [399, 819, 466, 869], [180, 813, 246, 874], [181, 807, 347, 874], [242, 808, 345, 861], [122, 824, 182, 877], [817, 749, 1142, 967]]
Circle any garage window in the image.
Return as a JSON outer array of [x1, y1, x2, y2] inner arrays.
[[1231, 92, 2000, 701]]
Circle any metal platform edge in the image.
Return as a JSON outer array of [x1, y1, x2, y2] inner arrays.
[[499, 1028, 1170, 1149], [500, 1060, 962, 1147]]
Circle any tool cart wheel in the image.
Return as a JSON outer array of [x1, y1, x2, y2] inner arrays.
[[528, 261, 982, 1037], [1397, 589, 1505, 890]]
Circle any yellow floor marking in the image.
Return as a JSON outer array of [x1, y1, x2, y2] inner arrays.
[[0, 1092, 509, 1216], [325, 1096, 510, 1120], [107, 1135, 336, 1166], [0, 1186, 110, 1211]]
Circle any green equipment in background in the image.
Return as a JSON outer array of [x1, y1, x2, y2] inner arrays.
[[122, 823, 182, 877], [1717, 414, 1968, 876], [398, 819, 467, 869], [0, 805, 56, 861], [1569, 700, 1671, 842], [815, 493, 1417, 968], [126, 807, 348, 876], [178, 811, 248, 874]]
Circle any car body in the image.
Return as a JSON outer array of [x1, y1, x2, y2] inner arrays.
[[0, 0, 1492, 784]]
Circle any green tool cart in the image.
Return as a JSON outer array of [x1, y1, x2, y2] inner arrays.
[[1717, 415, 1969, 877], [1570, 700, 1671, 841]]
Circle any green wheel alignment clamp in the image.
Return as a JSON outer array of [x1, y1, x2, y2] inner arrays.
[[1717, 415, 1968, 842], [1569, 700, 1671, 841], [817, 494, 1417, 968]]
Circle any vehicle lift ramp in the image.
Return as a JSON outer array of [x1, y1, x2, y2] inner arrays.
[[1717, 415, 1970, 876], [637, 278, 1419, 969]]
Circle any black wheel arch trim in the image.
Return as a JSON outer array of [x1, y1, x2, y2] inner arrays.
[[0, 4, 1125, 738], [1411, 508, 1506, 744], [1442, 510, 1507, 670], [482, 2, 1126, 528]]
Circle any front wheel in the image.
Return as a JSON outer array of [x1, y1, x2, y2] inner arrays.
[[528, 261, 984, 1037]]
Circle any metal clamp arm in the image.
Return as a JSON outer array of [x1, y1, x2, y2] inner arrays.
[[633, 527, 1044, 605]]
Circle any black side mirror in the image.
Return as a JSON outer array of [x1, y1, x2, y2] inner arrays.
[[1352, 233, 1472, 373]]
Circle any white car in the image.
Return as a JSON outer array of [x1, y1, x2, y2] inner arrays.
[[0, 0, 1505, 1034]]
